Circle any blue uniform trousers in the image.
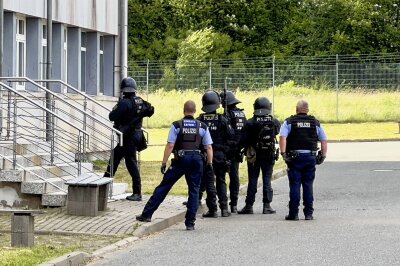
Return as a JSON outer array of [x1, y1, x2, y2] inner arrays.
[[287, 153, 316, 216], [142, 154, 203, 227], [245, 155, 274, 206]]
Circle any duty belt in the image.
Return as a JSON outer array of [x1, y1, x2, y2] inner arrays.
[[177, 150, 202, 157], [294, 150, 317, 155]]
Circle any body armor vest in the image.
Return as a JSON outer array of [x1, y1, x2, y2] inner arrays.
[[173, 119, 202, 151], [228, 109, 246, 141], [198, 113, 225, 146], [286, 115, 319, 151]]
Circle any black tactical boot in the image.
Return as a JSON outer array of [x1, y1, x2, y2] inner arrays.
[[136, 215, 151, 222], [237, 205, 253, 214], [202, 211, 218, 218], [126, 194, 142, 201], [262, 203, 276, 214], [230, 205, 237, 213], [285, 214, 299, 221], [305, 214, 314, 220], [221, 209, 231, 217]]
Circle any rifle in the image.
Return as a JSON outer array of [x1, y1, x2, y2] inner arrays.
[[223, 77, 228, 117]]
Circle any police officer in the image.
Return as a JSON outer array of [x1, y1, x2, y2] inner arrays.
[[279, 100, 328, 221], [238, 97, 280, 215], [104, 77, 154, 201], [136, 100, 213, 230], [220, 91, 247, 213], [199, 91, 234, 218]]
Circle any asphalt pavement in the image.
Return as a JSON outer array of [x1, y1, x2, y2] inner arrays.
[[88, 141, 400, 266]]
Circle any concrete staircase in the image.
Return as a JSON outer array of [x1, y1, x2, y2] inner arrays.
[[0, 140, 116, 207]]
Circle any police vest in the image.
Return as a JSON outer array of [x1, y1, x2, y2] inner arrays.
[[173, 119, 202, 151], [286, 115, 319, 151], [228, 109, 246, 140], [198, 113, 226, 146]]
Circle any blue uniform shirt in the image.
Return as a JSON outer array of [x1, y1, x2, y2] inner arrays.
[[167, 121, 213, 146], [280, 120, 327, 153]]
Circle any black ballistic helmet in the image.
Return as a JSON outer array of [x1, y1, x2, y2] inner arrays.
[[253, 97, 272, 115], [120, 77, 137, 93], [220, 91, 241, 106], [201, 90, 221, 113]]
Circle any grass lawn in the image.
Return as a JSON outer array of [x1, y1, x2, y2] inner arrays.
[[0, 232, 124, 266], [99, 121, 399, 196]]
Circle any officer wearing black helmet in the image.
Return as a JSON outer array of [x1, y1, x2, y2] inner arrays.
[[238, 97, 280, 215], [199, 91, 234, 218], [220, 91, 247, 213], [104, 77, 154, 201]]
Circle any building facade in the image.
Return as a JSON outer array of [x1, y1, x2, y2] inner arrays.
[[2, 0, 121, 96]]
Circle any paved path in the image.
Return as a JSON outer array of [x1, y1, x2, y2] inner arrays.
[[0, 195, 187, 236], [88, 141, 400, 265]]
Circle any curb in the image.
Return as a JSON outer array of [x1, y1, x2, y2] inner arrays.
[[39, 251, 89, 266], [41, 168, 287, 266]]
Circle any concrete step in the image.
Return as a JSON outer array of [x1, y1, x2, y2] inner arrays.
[[41, 191, 67, 207], [0, 141, 52, 156], [21, 176, 76, 195], [1, 152, 75, 169], [23, 162, 93, 180]]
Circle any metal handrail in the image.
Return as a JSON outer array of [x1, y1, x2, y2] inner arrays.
[[35, 79, 149, 140], [1, 77, 123, 145], [0, 82, 89, 137], [0, 154, 67, 193]]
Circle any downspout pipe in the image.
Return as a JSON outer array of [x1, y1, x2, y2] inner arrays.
[[119, 0, 128, 91]]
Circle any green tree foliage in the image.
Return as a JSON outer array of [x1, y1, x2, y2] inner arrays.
[[128, 0, 400, 61]]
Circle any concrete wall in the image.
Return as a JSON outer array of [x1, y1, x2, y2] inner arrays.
[[3, 0, 118, 35]]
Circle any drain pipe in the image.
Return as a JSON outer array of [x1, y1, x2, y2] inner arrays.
[[0, 0, 3, 77], [119, 0, 128, 87], [46, 0, 54, 164]]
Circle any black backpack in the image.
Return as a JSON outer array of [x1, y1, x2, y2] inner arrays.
[[255, 118, 276, 152]]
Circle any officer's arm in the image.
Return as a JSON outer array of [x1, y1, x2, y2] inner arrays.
[[162, 143, 175, 165], [320, 140, 328, 158], [204, 144, 213, 164], [109, 100, 128, 121], [279, 136, 287, 154]]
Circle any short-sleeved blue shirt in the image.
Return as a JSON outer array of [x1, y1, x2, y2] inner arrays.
[[167, 117, 213, 146]]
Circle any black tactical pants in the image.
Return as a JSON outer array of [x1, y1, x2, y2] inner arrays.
[[104, 131, 143, 195], [228, 160, 240, 207], [213, 150, 230, 210], [244, 154, 275, 206], [199, 163, 218, 212]]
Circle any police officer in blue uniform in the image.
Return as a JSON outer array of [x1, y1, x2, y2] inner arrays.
[[279, 100, 328, 221], [136, 100, 213, 230], [220, 91, 247, 213], [199, 91, 234, 218], [238, 97, 280, 215], [104, 77, 154, 201]]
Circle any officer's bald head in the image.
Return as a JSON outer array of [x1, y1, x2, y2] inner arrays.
[[184, 100, 196, 115], [296, 100, 309, 114]]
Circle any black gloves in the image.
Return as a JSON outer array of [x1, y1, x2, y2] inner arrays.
[[316, 151, 326, 165], [160, 163, 167, 174], [206, 163, 213, 172], [281, 152, 292, 163]]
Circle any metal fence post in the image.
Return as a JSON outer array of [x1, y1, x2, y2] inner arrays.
[[209, 59, 212, 90], [272, 55, 275, 116], [336, 54, 339, 122]]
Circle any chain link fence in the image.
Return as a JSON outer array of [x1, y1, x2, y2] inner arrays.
[[128, 53, 400, 91]]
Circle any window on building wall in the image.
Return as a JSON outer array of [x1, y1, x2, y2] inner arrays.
[[16, 16, 26, 88], [81, 32, 87, 92], [41, 23, 47, 80], [99, 35, 104, 94], [63, 27, 68, 83]]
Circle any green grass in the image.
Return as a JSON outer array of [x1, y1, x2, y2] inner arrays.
[[141, 85, 400, 128], [94, 121, 399, 196], [0, 233, 125, 266]]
